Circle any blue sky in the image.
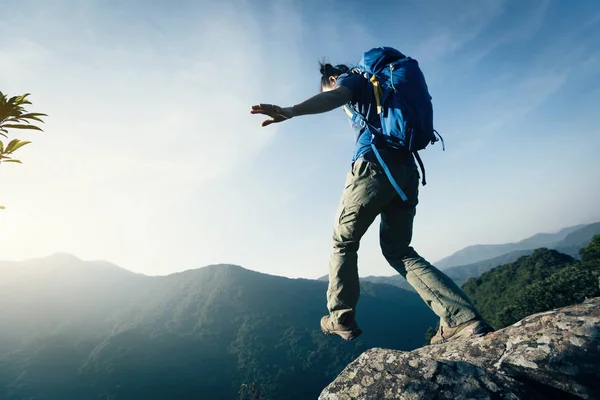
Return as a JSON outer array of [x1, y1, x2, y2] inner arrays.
[[1, 0, 599, 278]]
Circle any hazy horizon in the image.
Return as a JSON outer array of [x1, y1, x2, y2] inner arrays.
[[1, 220, 597, 279], [1, 0, 599, 279]]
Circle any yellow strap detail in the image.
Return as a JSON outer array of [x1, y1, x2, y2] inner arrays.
[[370, 75, 383, 114], [343, 105, 354, 118]]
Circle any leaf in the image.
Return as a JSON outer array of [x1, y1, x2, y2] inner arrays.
[[20, 112, 48, 119], [5, 114, 47, 124], [17, 93, 31, 100], [24, 116, 45, 123], [5, 138, 20, 153], [20, 114, 47, 123], [0, 141, 3, 153], [0, 124, 43, 132], [7, 140, 31, 154], [13, 94, 32, 105], [3, 159, 22, 163], [0, 206, 5, 210]]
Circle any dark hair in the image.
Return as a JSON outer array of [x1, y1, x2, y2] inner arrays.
[[319, 61, 349, 89]]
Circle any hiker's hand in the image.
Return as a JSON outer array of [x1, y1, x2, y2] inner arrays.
[[250, 104, 294, 127]]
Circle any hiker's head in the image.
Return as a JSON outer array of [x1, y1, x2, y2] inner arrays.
[[320, 62, 349, 92]]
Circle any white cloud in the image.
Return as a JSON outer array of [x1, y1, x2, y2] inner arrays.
[[415, 0, 507, 62], [464, 0, 550, 64]]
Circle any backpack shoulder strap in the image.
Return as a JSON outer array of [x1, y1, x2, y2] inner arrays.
[[370, 143, 408, 201], [343, 105, 409, 201]]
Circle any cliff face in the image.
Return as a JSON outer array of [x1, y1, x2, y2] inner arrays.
[[320, 297, 600, 400]]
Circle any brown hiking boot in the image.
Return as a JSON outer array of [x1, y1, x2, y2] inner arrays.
[[320, 315, 362, 341], [430, 318, 493, 344]]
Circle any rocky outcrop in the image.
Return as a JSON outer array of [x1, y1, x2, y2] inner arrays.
[[320, 298, 600, 400]]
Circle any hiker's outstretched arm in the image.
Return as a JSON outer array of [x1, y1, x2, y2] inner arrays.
[[251, 86, 352, 127], [290, 86, 352, 116]]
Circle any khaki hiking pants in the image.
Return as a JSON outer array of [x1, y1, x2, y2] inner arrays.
[[326, 157, 480, 329]]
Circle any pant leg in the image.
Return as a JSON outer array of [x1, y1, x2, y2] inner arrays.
[[379, 164, 480, 328], [327, 158, 396, 324]]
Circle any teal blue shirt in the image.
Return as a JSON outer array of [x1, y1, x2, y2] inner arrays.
[[335, 72, 415, 165]]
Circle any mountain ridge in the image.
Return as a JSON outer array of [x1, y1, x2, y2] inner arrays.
[[0, 254, 437, 400], [3, 221, 598, 281], [434, 222, 596, 269], [352, 222, 600, 291]]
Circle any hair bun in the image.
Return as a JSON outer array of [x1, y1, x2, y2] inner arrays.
[[320, 63, 334, 75]]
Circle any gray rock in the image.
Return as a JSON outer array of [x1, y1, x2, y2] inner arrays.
[[320, 297, 600, 400]]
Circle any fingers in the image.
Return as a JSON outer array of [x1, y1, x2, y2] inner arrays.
[[250, 104, 271, 113], [250, 104, 281, 114], [251, 103, 283, 127], [250, 106, 263, 115]]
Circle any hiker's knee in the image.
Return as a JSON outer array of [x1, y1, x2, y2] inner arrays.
[[381, 245, 425, 268], [380, 234, 413, 260], [332, 239, 360, 254], [381, 245, 410, 263]]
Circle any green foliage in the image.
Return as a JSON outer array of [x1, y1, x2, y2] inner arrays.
[[0, 91, 46, 163], [0, 92, 46, 132], [0, 91, 47, 209], [0, 138, 32, 163], [462, 248, 575, 328], [463, 239, 600, 330], [496, 264, 599, 327], [580, 234, 600, 265]]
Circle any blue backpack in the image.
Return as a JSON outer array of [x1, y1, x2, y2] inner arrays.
[[343, 46, 443, 201]]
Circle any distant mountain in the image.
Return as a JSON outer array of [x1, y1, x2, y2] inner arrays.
[[0, 253, 153, 352], [358, 250, 537, 292], [0, 255, 437, 400], [517, 224, 587, 247], [434, 223, 591, 269], [351, 222, 600, 291], [360, 274, 412, 291], [555, 222, 600, 249], [441, 223, 600, 284], [323, 249, 575, 292], [440, 249, 534, 286]]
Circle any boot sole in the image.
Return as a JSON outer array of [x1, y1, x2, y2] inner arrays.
[[320, 320, 363, 341], [431, 326, 494, 345]]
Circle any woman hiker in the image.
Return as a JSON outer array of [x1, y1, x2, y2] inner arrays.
[[250, 56, 493, 344]]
